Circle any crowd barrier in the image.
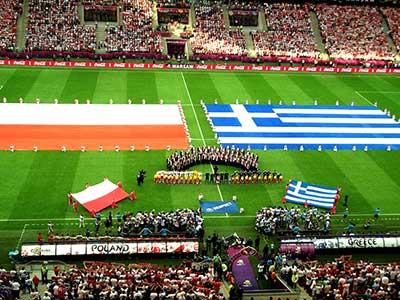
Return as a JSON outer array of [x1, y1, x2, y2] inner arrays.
[[1, 59, 400, 73], [281, 234, 400, 250], [21, 237, 198, 257]]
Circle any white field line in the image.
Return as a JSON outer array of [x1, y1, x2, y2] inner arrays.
[[357, 91, 400, 93], [0, 213, 400, 223], [355, 91, 374, 106], [6, 67, 399, 78], [16, 224, 27, 248], [191, 138, 216, 141], [181, 72, 206, 145], [181, 72, 227, 216]]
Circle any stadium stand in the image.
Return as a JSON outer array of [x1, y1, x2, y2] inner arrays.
[[228, 1, 260, 11], [25, 0, 96, 53], [82, 0, 121, 4], [382, 7, 400, 54], [156, 0, 190, 8], [252, 3, 320, 59], [0, 261, 222, 300], [0, 0, 398, 65], [0, 0, 22, 52], [190, 3, 247, 60], [289, 259, 400, 299], [315, 4, 395, 61], [104, 0, 165, 57]]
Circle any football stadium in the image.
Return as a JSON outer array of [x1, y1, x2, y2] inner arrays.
[[1, 0, 400, 299]]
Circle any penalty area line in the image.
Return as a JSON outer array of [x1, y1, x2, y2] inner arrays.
[[355, 91, 374, 106]]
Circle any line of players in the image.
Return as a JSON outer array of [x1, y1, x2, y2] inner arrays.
[[166, 146, 259, 171], [230, 170, 283, 184], [154, 171, 203, 184], [153, 169, 283, 184]]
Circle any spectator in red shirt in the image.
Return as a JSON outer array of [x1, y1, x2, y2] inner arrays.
[[32, 275, 40, 290], [37, 233, 43, 244]]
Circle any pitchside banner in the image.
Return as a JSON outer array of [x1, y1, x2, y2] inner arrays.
[[21, 239, 198, 257], [282, 236, 400, 250], [1, 60, 400, 74]]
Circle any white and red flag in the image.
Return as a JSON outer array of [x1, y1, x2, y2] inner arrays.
[[0, 104, 188, 150], [72, 179, 129, 213]]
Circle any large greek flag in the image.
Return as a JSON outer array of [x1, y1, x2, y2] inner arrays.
[[285, 180, 337, 209], [205, 104, 400, 150]]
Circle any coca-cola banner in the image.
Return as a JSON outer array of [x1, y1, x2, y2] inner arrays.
[[1, 59, 399, 74]]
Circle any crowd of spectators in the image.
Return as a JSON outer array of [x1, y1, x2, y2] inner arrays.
[[315, 4, 394, 61], [252, 3, 320, 59], [191, 3, 247, 57], [156, 0, 190, 8], [0, 267, 41, 300], [0, 261, 223, 300], [105, 0, 163, 54], [0, 0, 22, 51], [382, 7, 400, 55], [228, 1, 260, 11], [116, 209, 204, 238], [291, 259, 400, 299], [25, 0, 96, 52], [255, 206, 331, 236], [166, 146, 259, 171], [82, 0, 121, 5]]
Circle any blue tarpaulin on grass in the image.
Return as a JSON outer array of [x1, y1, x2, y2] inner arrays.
[[200, 200, 239, 213]]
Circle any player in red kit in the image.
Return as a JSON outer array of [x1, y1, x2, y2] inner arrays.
[[117, 181, 122, 188], [130, 191, 136, 201], [73, 201, 78, 213], [68, 192, 73, 205]]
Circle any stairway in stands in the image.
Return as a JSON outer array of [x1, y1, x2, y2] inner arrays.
[[243, 30, 255, 57], [16, 0, 29, 52], [222, 5, 230, 29], [95, 22, 107, 54], [380, 10, 398, 55], [258, 9, 268, 31], [309, 10, 329, 60]]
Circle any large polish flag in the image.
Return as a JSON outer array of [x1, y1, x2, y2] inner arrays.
[[72, 179, 129, 213], [0, 104, 188, 150]]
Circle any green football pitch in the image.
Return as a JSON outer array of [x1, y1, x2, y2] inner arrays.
[[0, 66, 400, 266]]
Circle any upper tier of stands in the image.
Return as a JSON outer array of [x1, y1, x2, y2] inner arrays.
[[0, 0, 22, 51], [191, 3, 247, 58], [25, 0, 96, 52], [105, 0, 164, 56], [315, 4, 395, 61], [0, 1, 399, 62], [382, 7, 400, 53], [82, 0, 120, 5], [252, 3, 320, 59]]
